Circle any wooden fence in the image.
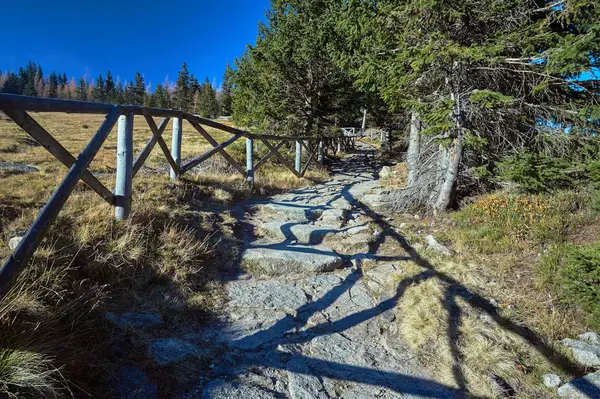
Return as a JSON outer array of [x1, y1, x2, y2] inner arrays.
[[0, 94, 356, 296]]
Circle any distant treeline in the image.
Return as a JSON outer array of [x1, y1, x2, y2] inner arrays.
[[0, 61, 233, 118]]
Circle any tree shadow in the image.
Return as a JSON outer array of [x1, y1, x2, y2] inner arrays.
[[205, 146, 600, 398]]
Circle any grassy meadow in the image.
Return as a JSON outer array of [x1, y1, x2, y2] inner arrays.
[[0, 111, 328, 397]]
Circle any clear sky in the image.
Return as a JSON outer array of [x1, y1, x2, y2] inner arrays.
[[0, 0, 271, 89]]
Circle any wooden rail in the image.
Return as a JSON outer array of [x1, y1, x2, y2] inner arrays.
[[0, 94, 356, 296]]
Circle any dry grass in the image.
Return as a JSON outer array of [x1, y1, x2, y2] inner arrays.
[[0, 112, 328, 397], [377, 189, 598, 398]]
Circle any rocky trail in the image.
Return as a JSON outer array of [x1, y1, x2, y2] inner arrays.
[[113, 145, 463, 398]]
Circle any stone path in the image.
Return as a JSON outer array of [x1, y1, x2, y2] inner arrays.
[[179, 146, 460, 399], [114, 145, 463, 398]]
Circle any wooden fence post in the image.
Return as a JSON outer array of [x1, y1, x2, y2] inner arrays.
[[337, 138, 342, 154], [170, 117, 182, 180], [115, 113, 133, 220], [318, 139, 324, 166], [295, 139, 302, 174], [246, 137, 254, 187]]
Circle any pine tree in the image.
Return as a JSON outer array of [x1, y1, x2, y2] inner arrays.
[[174, 62, 192, 111], [76, 77, 87, 101], [105, 71, 115, 103], [197, 77, 219, 118], [133, 72, 146, 105], [47, 71, 59, 98], [93, 74, 107, 102], [0, 72, 21, 94], [219, 63, 234, 116]]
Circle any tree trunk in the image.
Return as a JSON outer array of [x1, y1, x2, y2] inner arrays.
[[434, 92, 464, 213], [406, 111, 421, 186]]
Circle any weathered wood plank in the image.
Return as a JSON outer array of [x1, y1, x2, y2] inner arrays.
[[260, 138, 302, 178], [179, 132, 243, 174], [0, 106, 122, 297], [246, 138, 254, 187], [188, 120, 247, 177], [254, 141, 285, 171], [301, 143, 319, 176], [143, 113, 179, 176], [295, 140, 302, 174], [132, 117, 170, 178], [1, 108, 114, 204]]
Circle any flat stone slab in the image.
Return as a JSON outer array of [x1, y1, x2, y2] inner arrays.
[[116, 366, 157, 399], [224, 309, 295, 350], [558, 371, 600, 398], [241, 245, 344, 276], [201, 379, 280, 399], [259, 222, 338, 244], [264, 203, 324, 222], [149, 338, 204, 366], [320, 208, 348, 222], [226, 280, 308, 312]]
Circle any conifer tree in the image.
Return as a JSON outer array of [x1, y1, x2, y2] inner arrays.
[[47, 71, 59, 98], [219, 63, 234, 116], [197, 77, 219, 118], [93, 74, 107, 102], [174, 62, 192, 111], [76, 77, 87, 101], [0, 72, 21, 94], [133, 72, 146, 105], [105, 71, 115, 103]]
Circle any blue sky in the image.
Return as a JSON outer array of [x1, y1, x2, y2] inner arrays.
[[0, 0, 271, 89]]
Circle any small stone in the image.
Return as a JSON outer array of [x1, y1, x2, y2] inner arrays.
[[579, 332, 600, 345], [561, 338, 600, 367], [424, 234, 452, 256], [320, 208, 348, 222], [399, 223, 407, 229], [557, 371, 600, 398], [345, 225, 370, 236], [543, 373, 562, 388], [379, 166, 392, 178], [8, 236, 22, 250], [413, 214, 421, 220]]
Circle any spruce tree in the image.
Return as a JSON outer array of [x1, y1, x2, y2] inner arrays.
[[47, 71, 58, 98], [174, 62, 192, 111], [76, 77, 87, 101], [197, 77, 219, 118], [0, 72, 21, 94], [93, 74, 106, 102], [219, 63, 234, 116], [133, 72, 146, 105], [105, 71, 115, 103]]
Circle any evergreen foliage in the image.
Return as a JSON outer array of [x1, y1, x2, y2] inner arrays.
[[219, 63, 234, 116]]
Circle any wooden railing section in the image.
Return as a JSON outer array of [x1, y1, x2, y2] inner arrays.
[[0, 94, 356, 296]]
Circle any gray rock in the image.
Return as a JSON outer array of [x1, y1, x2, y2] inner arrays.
[[226, 280, 308, 312], [8, 236, 22, 250], [242, 244, 343, 276], [105, 312, 163, 329], [330, 197, 353, 211], [561, 338, 600, 367], [0, 162, 39, 174], [361, 194, 386, 209], [320, 208, 348, 222], [201, 379, 280, 399], [558, 371, 600, 398], [379, 166, 392, 179], [149, 338, 204, 366], [259, 222, 337, 244], [287, 355, 328, 399], [345, 225, 371, 236], [116, 366, 157, 399], [365, 263, 403, 287], [543, 373, 562, 388], [265, 203, 324, 221], [424, 235, 452, 256], [579, 332, 600, 345], [225, 309, 295, 350]]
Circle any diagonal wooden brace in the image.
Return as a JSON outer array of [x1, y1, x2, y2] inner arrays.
[[188, 120, 247, 178], [1, 107, 114, 205], [260, 138, 302, 178], [133, 117, 170, 177], [179, 132, 244, 174], [301, 142, 319, 176], [254, 141, 285, 171], [143, 113, 179, 176]]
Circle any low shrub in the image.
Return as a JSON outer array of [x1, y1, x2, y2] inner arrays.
[[538, 243, 600, 329], [451, 190, 592, 253]]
